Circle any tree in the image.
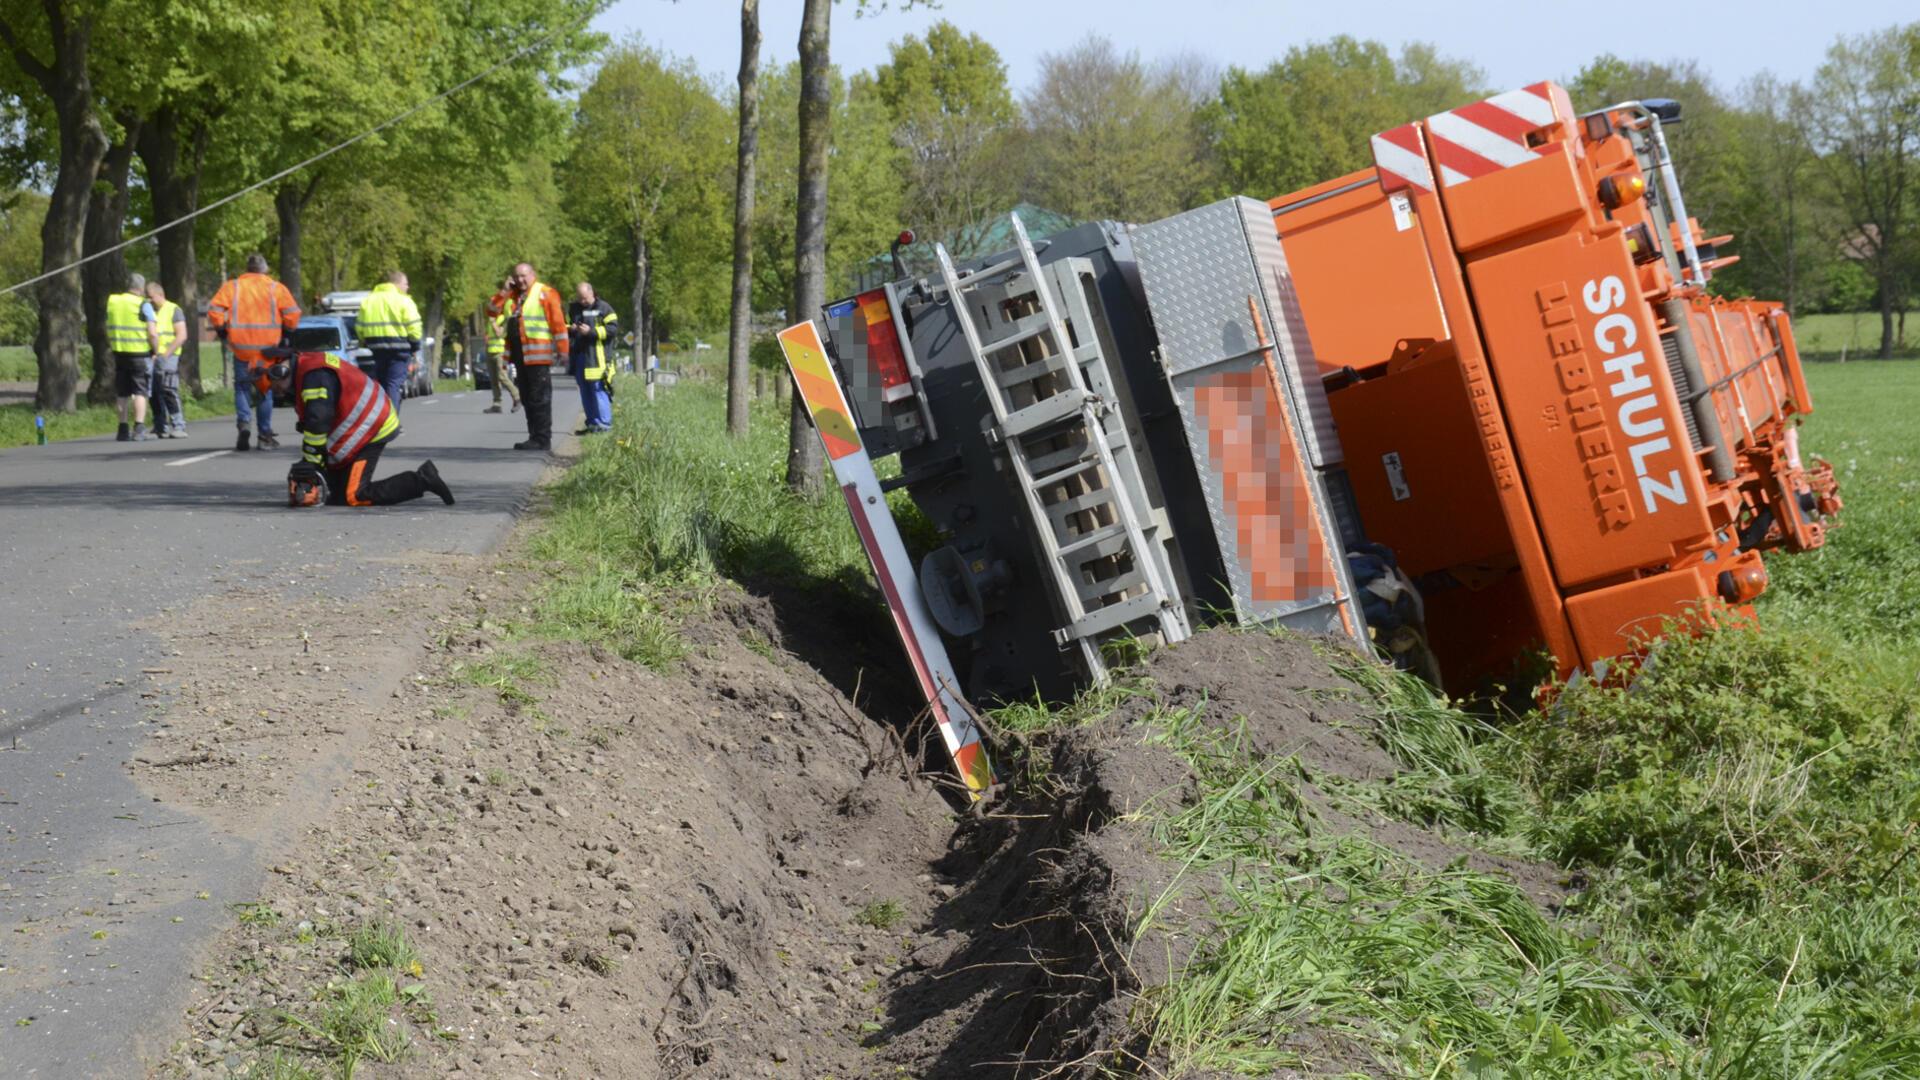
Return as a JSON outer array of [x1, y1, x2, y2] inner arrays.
[[752, 62, 902, 311], [1020, 35, 1210, 222], [1203, 37, 1483, 200], [566, 41, 730, 367], [1807, 24, 1920, 358], [727, 0, 760, 438], [0, 190, 46, 345], [1720, 75, 1827, 313], [0, 0, 111, 411], [870, 20, 1015, 250], [786, 0, 830, 492], [80, 112, 139, 403]]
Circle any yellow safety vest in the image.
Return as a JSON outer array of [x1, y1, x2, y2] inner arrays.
[[152, 300, 182, 354], [510, 282, 556, 365], [486, 312, 506, 356], [106, 291, 152, 354], [356, 282, 422, 350]]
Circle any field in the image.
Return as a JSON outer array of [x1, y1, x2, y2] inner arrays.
[[1759, 360, 1920, 687], [1793, 311, 1919, 359]]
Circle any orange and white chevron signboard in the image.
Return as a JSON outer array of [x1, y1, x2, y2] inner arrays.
[[1371, 82, 1576, 194], [777, 319, 994, 798]]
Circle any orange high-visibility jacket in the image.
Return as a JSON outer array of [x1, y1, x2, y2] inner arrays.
[[485, 281, 568, 366], [208, 273, 301, 367]]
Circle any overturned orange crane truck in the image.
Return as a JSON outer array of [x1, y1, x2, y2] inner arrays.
[[778, 81, 1841, 796]]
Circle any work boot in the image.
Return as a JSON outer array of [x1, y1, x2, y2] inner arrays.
[[513, 439, 550, 451], [236, 430, 251, 452], [417, 459, 455, 505], [117, 422, 131, 442], [257, 432, 280, 450]]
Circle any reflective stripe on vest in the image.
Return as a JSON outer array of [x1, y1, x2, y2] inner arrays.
[[511, 283, 556, 365], [152, 301, 181, 354], [106, 292, 150, 353], [292, 352, 398, 463], [357, 284, 419, 349]]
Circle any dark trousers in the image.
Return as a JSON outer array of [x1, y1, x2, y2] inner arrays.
[[373, 352, 412, 412], [516, 363, 552, 446], [324, 443, 427, 507]]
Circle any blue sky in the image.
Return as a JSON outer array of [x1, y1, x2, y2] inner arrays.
[[596, 0, 1909, 94]]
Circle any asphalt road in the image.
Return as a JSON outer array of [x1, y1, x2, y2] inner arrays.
[[0, 377, 581, 1076]]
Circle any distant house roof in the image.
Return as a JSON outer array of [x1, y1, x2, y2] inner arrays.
[[855, 203, 1079, 291]]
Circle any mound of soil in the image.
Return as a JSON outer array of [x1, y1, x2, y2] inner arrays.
[[158, 567, 1560, 1078], [869, 630, 1565, 1078]]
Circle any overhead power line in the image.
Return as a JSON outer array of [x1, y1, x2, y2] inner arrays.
[[0, 10, 595, 300]]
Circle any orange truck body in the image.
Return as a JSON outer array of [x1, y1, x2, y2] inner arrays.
[[1268, 82, 1838, 689]]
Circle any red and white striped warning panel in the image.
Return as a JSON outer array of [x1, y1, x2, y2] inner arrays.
[[1371, 123, 1434, 193], [1423, 82, 1573, 188]]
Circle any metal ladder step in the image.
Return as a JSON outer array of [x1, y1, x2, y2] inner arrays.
[[1056, 524, 1129, 558], [1061, 591, 1169, 642], [976, 315, 1053, 356], [1002, 389, 1089, 438]]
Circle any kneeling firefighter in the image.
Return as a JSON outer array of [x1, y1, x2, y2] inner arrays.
[[263, 350, 455, 508]]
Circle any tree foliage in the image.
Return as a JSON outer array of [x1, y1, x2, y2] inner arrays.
[[1203, 37, 1485, 199], [1020, 36, 1210, 223]]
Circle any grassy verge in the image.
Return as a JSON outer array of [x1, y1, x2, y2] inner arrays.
[[518, 367, 867, 668], [978, 360, 1920, 1073], [0, 391, 234, 448]]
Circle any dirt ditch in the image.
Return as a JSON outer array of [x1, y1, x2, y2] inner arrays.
[[154, 560, 1564, 1078]]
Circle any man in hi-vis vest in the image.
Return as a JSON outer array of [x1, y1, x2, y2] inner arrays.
[[262, 350, 453, 509], [485, 262, 567, 450], [106, 272, 159, 441], [146, 280, 190, 438]]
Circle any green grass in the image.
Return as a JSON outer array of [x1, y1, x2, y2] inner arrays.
[[1793, 311, 1919, 359], [520, 370, 871, 669], [345, 922, 416, 972], [855, 899, 906, 930], [245, 921, 432, 1079], [0, 344, 50, 380], [1757, 360, 1920, 688], [449, 651, 549, 708], [0, 390, 233, 448]]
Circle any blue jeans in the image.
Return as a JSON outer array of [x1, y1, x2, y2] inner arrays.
[[373, 353, 412, 412], [575, 373, 611, 431], [234, 359, 272, 435]]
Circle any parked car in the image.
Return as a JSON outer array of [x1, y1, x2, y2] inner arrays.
[[270, 315, 359, 406], [313, 290, 434, 399]]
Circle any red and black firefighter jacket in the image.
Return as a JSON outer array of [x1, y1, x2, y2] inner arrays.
[[292, 352, 400, 468]]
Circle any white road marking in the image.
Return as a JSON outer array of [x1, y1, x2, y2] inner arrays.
[[417, 398, 441, 405], [451, 392, 468, 399], [165, 449, 232, 467]]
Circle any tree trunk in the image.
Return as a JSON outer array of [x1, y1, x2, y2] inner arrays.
[[3, 3, 109, 413], [726, 0, 761, 438], [631, 226, 650, 372], [138, 109, 211, 394], [423, 256, 450, 372], [1881, 292, 1896, 360], [81, 117, 140, 405], [275, 176, 320, 307], [785, 0, 831, 492]]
